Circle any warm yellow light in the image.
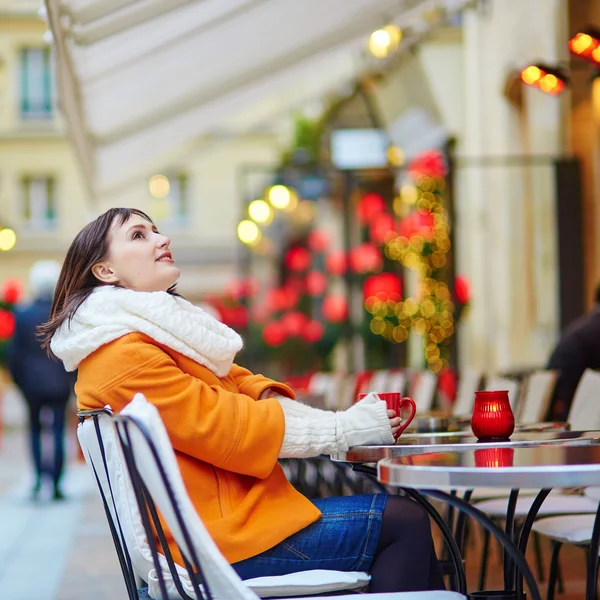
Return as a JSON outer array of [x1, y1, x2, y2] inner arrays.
[[0, 228, 16, 251], [384, 25, 402, 49], [267, 185, 292, 209], [149, 174, 170, 199], [593, 47, 600, 62], [368, 29, 391, 58], [539, 74, 558, 93], [521, 66, 541, 85], [400, 184, 419, 205], [573, 33, 593, 54], [237, 220, 261, 245], [248, 199, 272, 224], [387, 146, 405, 166]]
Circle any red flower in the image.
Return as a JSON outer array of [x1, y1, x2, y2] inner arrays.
[[408, 150, 446, 180], [1, 279, 23, 305], [325, 250, 346, 276], [305, 271, 328, 296], [285, 247, 312, 272], [398, 211, 435, 241], [307, 229, 330, 253], [369, 213, 396, 245], [357, 193, 386, 224], [349, 243, 383, 274], [363, 273, 402, 302], [0, 309, 15, 339], [322, 294, 348, 323], [303, 320, 324, 342], [280, 311, 308, 337], [455, 275, 471, 305], [263, 321, 287, 346]]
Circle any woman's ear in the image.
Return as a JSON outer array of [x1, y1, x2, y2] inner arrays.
[[91, 262, 119, 284]]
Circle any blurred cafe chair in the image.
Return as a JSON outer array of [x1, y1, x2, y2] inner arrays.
[[515, 370, 558, 425], [410, 371, 438, 414], [451, 368, 483, 417]]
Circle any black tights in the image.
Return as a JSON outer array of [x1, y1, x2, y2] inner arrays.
[[369, 495, 446, 593]]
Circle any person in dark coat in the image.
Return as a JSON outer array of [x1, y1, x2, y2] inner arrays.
[[546, 285, 600, 421], [8, 261, 74, 500]]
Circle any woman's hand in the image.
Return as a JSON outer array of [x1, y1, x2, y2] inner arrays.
[[387, 410, 402, 439]]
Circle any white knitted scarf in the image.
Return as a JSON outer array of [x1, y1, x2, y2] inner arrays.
[[50, 286, 243, 376]]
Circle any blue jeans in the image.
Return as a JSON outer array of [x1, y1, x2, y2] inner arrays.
[[232, 494, 387, 580]]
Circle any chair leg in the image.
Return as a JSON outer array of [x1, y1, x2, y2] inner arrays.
[[478, 527, 491, 591], [546, 541, 562, 600]]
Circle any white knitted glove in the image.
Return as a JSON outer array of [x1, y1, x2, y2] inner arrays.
[[273, 392, 394, 458]]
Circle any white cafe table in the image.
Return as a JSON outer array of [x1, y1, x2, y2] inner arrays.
[[331, 430, 600, 463], [377, 445, 600, 600]]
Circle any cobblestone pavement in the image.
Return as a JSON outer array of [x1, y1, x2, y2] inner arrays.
[[0, 427, 125, 600]]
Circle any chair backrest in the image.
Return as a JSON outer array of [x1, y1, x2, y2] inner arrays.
[[411, 371, 438, 413], [516, 370, 558, 424], [568, 369, 600, 431], [364, 370, 390, 393], [77, 409, 196, 600], [485, 376, 520, 412], [387, 371, 407, 395], [117, 394, 259, 600], [452, 369, 482, 417]]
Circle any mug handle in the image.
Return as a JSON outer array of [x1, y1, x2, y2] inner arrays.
[[396, 397, 417, 436]]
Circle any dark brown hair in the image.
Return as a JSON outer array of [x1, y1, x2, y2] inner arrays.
[[39, 208, 161, 357]]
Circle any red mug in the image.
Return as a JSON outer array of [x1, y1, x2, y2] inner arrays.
[[358, 392, 417, 438]]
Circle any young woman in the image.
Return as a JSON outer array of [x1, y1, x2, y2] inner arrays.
[[40, 208, 444, 592]]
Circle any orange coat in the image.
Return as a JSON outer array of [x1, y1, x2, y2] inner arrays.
[[75, 332, 321, 564]]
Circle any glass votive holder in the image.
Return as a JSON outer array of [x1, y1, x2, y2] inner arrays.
[[471, 390, 515, 441]]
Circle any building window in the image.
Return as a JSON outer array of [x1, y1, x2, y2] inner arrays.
[[22, 176, 56, 229], [20, 48, 53, 120], [168, 173, 189, 225], [150, 173, 189, 226]]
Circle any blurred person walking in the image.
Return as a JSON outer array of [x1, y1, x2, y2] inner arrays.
[[546, 284, 600, 421], [8, 261, 74, 500]]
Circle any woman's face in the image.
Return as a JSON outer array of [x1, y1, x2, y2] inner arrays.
[[92, 214, 180, 292]]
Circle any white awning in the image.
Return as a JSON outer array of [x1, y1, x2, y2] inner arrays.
[[44, 0, 470, 196]]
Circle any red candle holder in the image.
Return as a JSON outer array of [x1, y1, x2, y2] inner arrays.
[[471, 390, 515, 441], [474, 447, 515, 468]]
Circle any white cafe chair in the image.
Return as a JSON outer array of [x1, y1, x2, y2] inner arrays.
[[451, 368, 482, 417], [411, 371, 438, 414], [115, 394, 466, 600], [515, 370, 558, 425]]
